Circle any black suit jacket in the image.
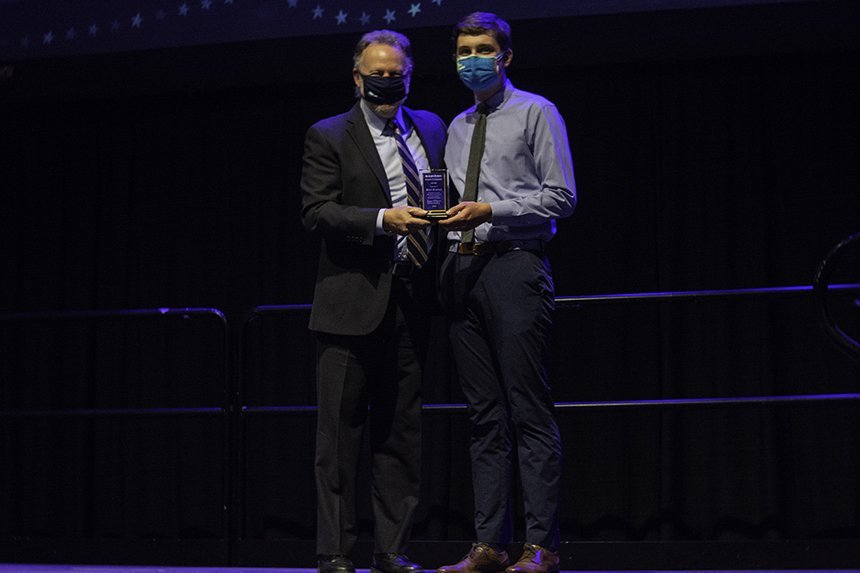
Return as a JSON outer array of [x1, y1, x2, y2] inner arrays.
[[300, 102, 447, 336]]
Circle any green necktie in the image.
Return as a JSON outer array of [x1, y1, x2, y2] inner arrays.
[[460, 102, 489, 244]]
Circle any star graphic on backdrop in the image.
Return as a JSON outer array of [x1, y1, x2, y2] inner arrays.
[[111, 19, 120, 31], [201, 0, 212, 10], [65, 27, 77, 40], [383, 9, 395, 23], [179, 3, 190, 16], [288, 0, 298, 7], [42, 31, 54, 44], [335, 10, 348, 25], [21, 36, 30, 47], [224, 0, 234, 4], [359, 11, 370, 25], [408, 3, 421, 17], [88, 23, 98, 36], [432, 0, 442, 5], [132, 13, 143, 28], [312, 4, 323, 19], [156, 9, 167, 20]]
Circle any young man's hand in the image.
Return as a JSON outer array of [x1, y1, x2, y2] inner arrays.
[[437, 201, 492, 231]]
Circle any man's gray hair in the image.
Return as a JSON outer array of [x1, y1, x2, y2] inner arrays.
[[353, 29, 413, 72]]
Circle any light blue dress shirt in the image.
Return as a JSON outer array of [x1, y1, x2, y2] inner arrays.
[[360, 99, 432, 261], [445, 80, 577, 243]]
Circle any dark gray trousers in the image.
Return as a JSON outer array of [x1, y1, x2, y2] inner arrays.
[[314, 279, 423, 557]]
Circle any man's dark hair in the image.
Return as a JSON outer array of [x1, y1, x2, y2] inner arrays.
[[452, 12, 512, 53], [353, 29, 413, 72]]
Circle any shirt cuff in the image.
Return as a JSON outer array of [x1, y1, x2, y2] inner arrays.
[[375, 208, 387, 235], [486, 199, 513, 222]]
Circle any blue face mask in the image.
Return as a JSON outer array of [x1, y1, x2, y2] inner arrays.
[[456, 53, 505, 92]]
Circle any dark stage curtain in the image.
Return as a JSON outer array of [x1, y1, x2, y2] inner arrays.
[[2, 11, 860, 559]]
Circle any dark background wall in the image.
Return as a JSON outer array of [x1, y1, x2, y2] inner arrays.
[[1, 0, 860, 568]]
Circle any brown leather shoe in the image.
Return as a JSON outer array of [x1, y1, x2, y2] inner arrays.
[[437, 542, 510, 573], [505, 544, 559, 573]]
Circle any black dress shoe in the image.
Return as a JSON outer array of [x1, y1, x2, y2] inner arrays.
[[318, 554, 356, 573], [372, 552, 424, 573]]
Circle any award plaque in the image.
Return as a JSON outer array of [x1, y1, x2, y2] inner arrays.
[[421, 169, 449, 220]]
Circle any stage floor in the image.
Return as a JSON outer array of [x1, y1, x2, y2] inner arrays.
[[0, 563, 860, 573]]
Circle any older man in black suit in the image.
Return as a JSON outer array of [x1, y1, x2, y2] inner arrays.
[[300, 29, 447, 573]]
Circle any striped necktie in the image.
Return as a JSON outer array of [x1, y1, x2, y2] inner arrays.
[[390, 119, 429, 268]]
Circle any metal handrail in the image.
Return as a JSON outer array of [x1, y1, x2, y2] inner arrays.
[[814, 232, 860, 364], [555, 283, 860, 306], [233, 303, 315, 545], [0, 406, 225, 418], [0, 306, 232, 550], [0, 306, 228, 322], [239, 283, 860, 416], [241, 393, 860, 416], [1, 288, 857, 562], [0, 306, 231, 418], [243, 285, 860, 314]]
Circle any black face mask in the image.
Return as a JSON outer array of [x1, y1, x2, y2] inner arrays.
[[360, 74, 408, 105]]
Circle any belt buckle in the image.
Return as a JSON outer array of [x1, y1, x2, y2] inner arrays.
[[473, 242, 492, 256], [455, 240, 539, 257], [457, 242, 478, 256], [459, 242, 499, 256]]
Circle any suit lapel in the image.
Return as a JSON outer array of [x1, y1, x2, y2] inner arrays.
[[345, 103, 392, 206], [405, 108, 442, 169]]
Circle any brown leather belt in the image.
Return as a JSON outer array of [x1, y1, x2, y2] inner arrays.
[[454, 240, 544, 256]]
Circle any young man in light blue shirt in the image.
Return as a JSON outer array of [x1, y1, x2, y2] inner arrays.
[[437, 12, 576, 573]]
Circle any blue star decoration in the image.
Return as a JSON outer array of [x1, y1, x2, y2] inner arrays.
[[5, 0, 453, 56]]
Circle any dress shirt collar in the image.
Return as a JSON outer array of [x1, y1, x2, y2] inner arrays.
[[473, 79, 514, 115], [359, 98, 410, 137]]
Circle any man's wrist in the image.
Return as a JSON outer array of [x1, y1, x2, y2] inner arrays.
[[482, 201, 493, 222], [376, 209, 393, 235]]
